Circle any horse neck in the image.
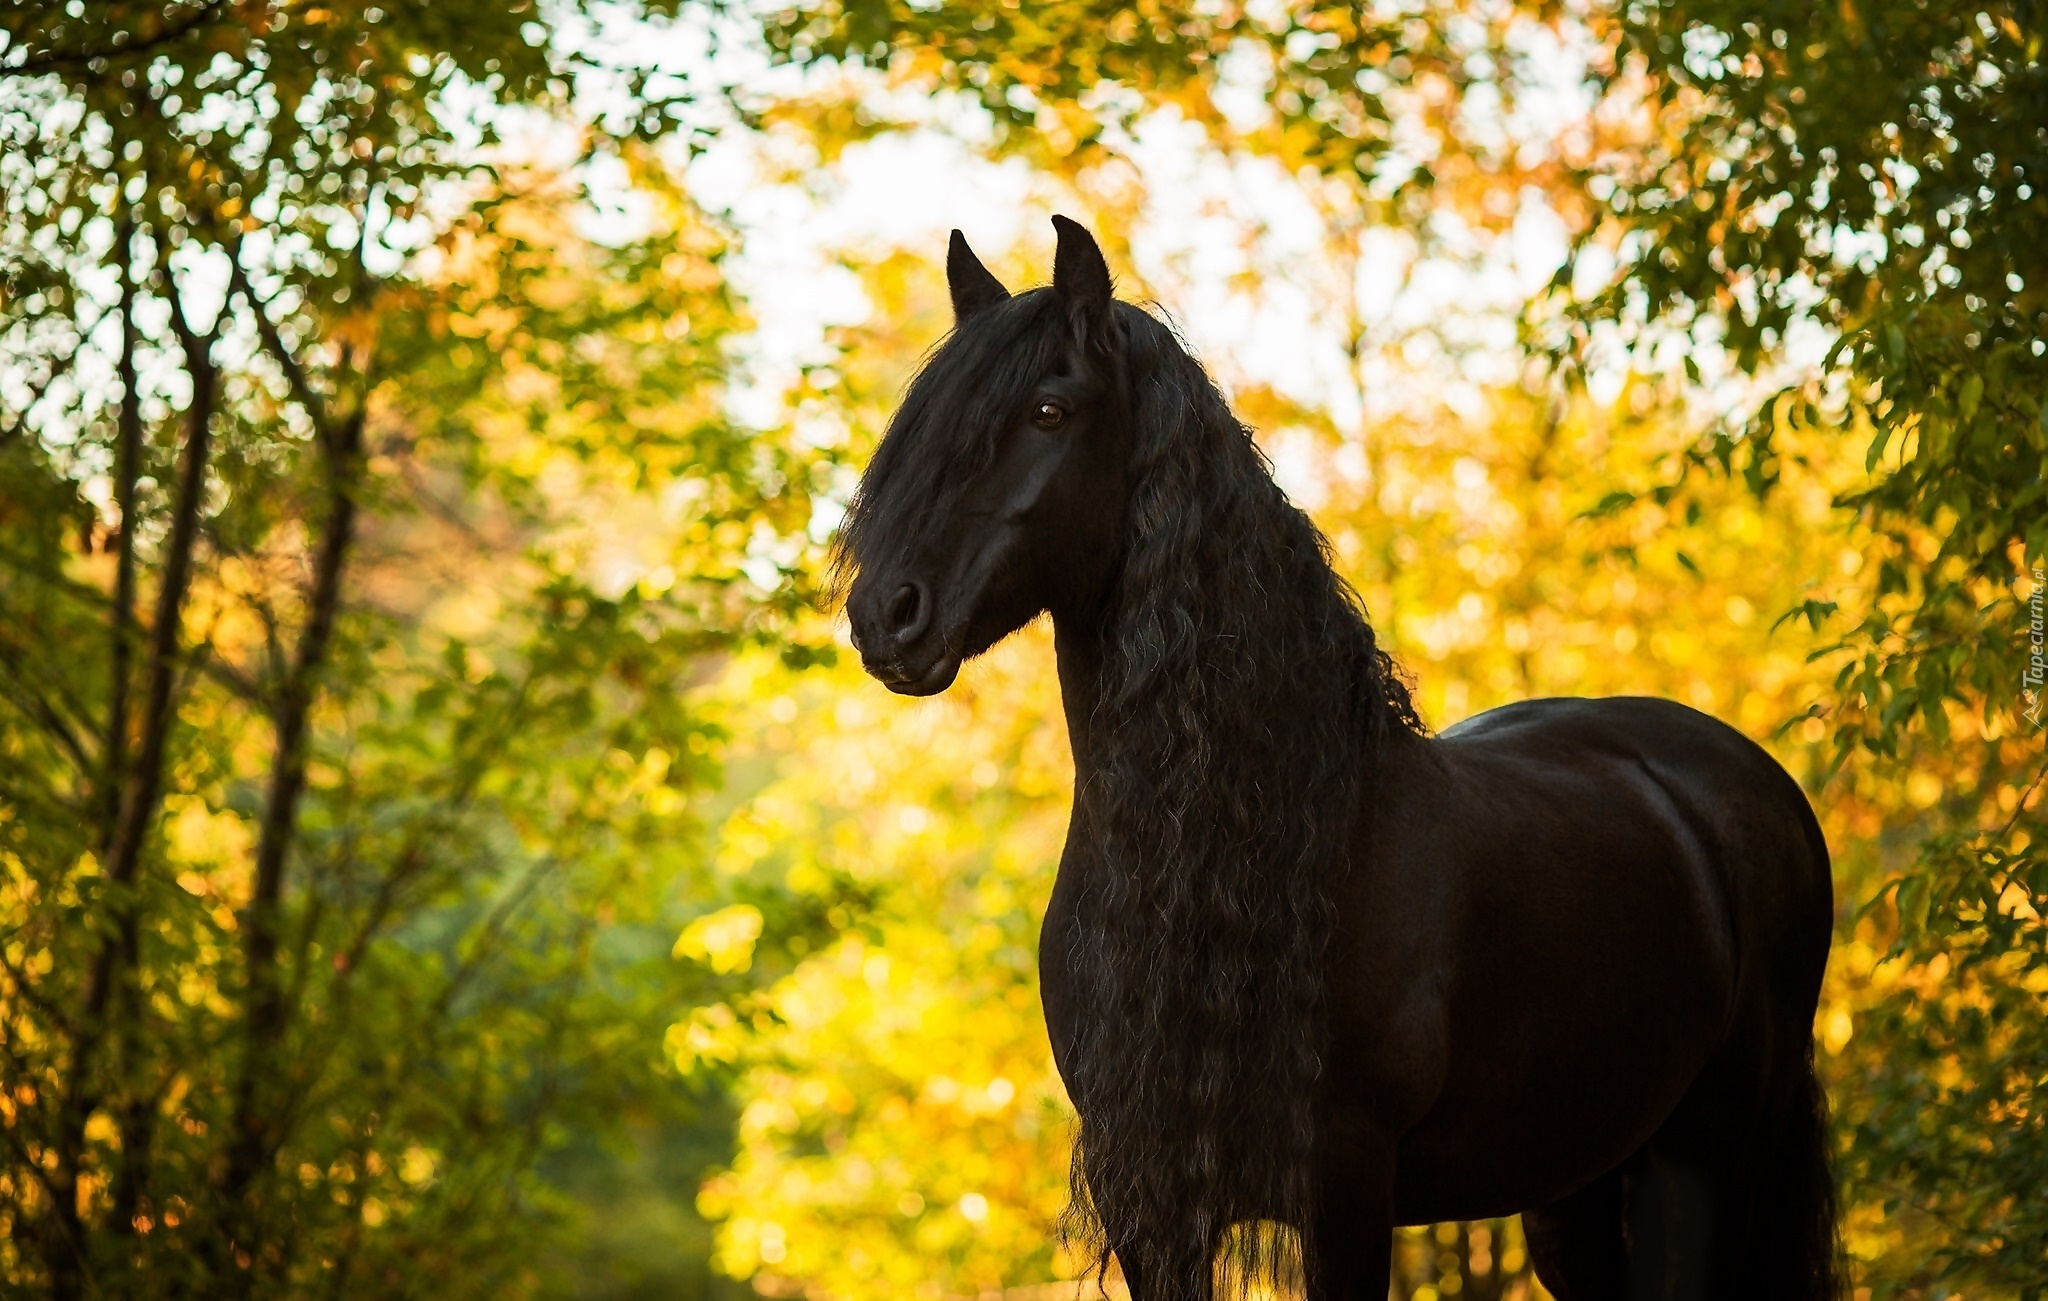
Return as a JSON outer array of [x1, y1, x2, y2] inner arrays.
[[1051, 615, 1112, 774], [1046, 510, 1385, 797]]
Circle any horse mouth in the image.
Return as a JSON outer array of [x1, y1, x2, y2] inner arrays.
[[866, 652, 961, 697]]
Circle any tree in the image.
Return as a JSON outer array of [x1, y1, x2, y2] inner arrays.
[[12, 2, 2039, 1296], [1566, 6, 2048, 1290], [0, 3, 812, 1295]]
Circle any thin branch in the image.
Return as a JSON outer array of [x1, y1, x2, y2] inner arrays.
[[250, 584, 290, 688], [0, 2, 226, 79], [0, 1106, 78, 1249], [0, 943, 73, 1036], [105, 210, 143, 841], [229, 194, 390, 438], [0, 351, 75, 444], [331, 669, 537, 985], [382, 915, 589, 1301], [226, 242, 326, 427], [0, 649, 95, 774], [436, 855, 557, 1013], [1993, 756, 2048, 842], [194, 653, 267, 706], [0, 767, 90, 827], [0, 539, 113, 609], [257, 670, 536, 1258], [166, 606, 227, 712], [315, 857, 568, 1301]]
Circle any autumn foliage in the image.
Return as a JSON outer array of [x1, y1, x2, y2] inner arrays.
[[1, 2, 2043, 1299]]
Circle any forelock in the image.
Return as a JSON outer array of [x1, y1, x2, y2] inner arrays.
[[831, 289, 1068, 594]]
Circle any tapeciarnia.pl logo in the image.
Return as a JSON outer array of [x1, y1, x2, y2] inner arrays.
[[2027, 566, 2047, 728]]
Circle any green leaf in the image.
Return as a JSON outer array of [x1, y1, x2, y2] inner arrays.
[[1773, 598, 1840, 633], [1584, 489, 1638, 518], [1897, 875, 1929, 940]]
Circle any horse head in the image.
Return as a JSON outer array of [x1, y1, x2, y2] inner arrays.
[[836, 217, 1137, 695]]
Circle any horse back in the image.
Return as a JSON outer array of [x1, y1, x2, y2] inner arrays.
[[1330, 696, 1833, 1221], [1434, 695, 1833, 970]]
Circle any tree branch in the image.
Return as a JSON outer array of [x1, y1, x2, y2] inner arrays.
[[0, 2, 226, 79], [98, 268, 218, 926], [218, 398, 366, 1278], [0, 649, 95, 774], [0, 942, 74, 1037], [226, 243, 326, 428], [240, 669, 532, 1280], [47, 263, 219, 1301], [211, 187, 391, 1273], [0, 351, 75, 444], [195, 653, 267, 706], [104, 213, 143, 838], [104, 212, 156, 1240]]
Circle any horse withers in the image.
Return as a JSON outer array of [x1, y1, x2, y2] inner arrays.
[[834, 216, 1839, 1301]]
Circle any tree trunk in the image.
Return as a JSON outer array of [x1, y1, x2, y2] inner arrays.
[[48, 280, 218, 1301], [217, 407, 364, 1287]]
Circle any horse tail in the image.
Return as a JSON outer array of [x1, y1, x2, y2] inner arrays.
[[1745, 1041, 1844, 1300]]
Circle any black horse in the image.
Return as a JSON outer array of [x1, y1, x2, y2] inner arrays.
[[836, 217, 1838, 1301]]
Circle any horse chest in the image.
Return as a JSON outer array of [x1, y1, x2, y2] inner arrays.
[[1033, 834, 1095, 1091]]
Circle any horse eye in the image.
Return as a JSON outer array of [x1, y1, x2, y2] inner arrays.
[[1033, 401, 1066, 427]]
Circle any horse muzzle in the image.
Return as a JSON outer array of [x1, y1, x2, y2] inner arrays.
[[848, 576, 961, 695], [866, 652, 961, 697]]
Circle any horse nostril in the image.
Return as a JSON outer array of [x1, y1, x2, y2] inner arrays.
[[886, 582, 927, 640]]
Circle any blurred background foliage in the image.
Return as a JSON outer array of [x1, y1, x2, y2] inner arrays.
[[0, 1, 2042, 1299]]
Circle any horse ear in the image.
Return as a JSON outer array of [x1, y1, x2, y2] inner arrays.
[[948, 230, 1010, 325], [1050, 214, 1114, 318]]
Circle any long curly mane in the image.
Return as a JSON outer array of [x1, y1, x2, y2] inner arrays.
[[1057, 305, 1421, 1294], [837, 286, 1421, 1292]]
